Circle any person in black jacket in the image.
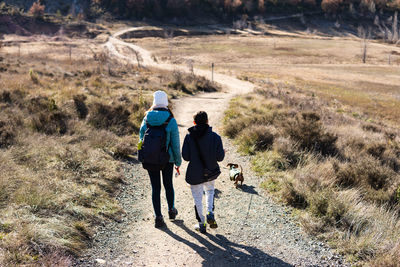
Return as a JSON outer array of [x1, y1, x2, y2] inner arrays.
[[182, 111, 225, 233]]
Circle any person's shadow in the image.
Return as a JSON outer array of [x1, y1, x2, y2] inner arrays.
[[160, 221, 293, 267]]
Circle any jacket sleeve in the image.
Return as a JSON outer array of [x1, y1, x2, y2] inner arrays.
[[170, 118, 182, 166], [216, 134, 225, 162], [139, 116, 147, 141], [182, 135, 190, 161]]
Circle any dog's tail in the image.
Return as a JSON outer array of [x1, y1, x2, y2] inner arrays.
[[240, 165, 243, 173]]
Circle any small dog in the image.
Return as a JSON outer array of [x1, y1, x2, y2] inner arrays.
[[227, 163, 244, 188]]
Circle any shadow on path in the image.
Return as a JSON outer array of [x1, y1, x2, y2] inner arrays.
[[238, 184, 258, 195], [160, 221, 293, 267]]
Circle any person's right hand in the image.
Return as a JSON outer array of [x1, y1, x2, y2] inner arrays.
[[175, 166, 180, 176]]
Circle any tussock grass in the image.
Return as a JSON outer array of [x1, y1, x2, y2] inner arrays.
[[224, 81, 400, 266]]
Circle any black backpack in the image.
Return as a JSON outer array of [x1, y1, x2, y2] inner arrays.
[[138, 114, 173, 171]]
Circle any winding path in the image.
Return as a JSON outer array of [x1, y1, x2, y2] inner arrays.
[[76, 28, 346, 267]]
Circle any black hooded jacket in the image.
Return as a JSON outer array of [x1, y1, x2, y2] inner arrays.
[[182, 124, 225, 185]]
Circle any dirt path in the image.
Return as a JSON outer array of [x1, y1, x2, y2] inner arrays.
[[76, 28, 346, 267]]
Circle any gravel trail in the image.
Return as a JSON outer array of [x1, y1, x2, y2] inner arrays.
[[76, 28, 347, 267]]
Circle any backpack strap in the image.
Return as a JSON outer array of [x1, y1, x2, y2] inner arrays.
[[162, 115, 173, 127]]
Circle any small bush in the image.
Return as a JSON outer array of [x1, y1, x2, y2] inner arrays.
[[252, 150, 288, 174], [31, 111, 68, 135], [283, 111, 338, 156], [366, 142, 386, 159], [193, 76, 219, 92], [0, 91, 11, 103], [88, 103, 136, 136], [335, 156, 393, 190], [321, 0, 343, 14], [112, 139, 136, 159], [29, 0, 45, 18], [362, 123, 381, 133], [0, 120, 15, 148], [308, 189, 331, 218], [334, 156, 398, 204], [27, 96, 56, 113], [73, 95, 88, 119], [168, 80, 190, 93], [237, 124, 274, 155], [281, 179, 307, 209], [29, 69, 40, 84], [273, 137, 303, 168], [223, 115, 250, 139]]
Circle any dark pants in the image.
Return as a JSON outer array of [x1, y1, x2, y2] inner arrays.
[[147, 163, 175, 217]]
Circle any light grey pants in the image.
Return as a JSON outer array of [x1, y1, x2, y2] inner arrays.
[[190, 180, 215, 224]]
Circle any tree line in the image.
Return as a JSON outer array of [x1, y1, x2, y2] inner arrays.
[[90, 0, 400, 19]]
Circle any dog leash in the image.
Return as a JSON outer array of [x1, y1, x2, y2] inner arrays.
[[245, 194, 254, 220]]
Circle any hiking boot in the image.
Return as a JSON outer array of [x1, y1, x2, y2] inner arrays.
[[207, 212, 218, 229], [194, 222, 206, 234], [155, 216, 165, 228], [168, 208, 178, 220]]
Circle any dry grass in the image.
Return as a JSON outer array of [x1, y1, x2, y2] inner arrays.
[[0, 36, 214, 265], [224, 81, 400, 266], [135, 33, 400, 127]]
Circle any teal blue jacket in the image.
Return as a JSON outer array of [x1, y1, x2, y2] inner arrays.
[[139, 109, 182, 167]]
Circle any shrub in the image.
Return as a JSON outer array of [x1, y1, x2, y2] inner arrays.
[[73, 95, 88, 119], [223, 115, 250, 138], [273, 137, 303, 168], [321, 0, 343, 14], [0, 120, 15, 148], [362, 123, 381, 133], [29, 0, 45, 18], [308, 189, 331, 218], [29, 69, 40, 84], [168, 71, 191, 93], [31, 111, 68, 135], [88, 103, 136, 136], [27, 96, 56, 113], [366, 142, 386, 159], [283, 111, 338, 156], [193, 76, 219, 92], [168, 80, 190, 93], [111, 138, 136, 159], [237, 124, 274, 155], [381, 150, 400, 172], [281, 179, 307, 209], [334, 156, 398, 204], [252, 150, 288, 174], [0, 91, 11, 103]]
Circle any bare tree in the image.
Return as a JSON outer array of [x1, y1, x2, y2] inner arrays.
[[186, 59, 194, 76], [133, 49, 143, 69], [392, 11, 398, 43], [164, 30, 174, 61], [0, 34, 3, 53], [358, 26, 370, 64]]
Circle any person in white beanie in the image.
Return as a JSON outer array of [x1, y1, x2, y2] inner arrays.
[[139, 90, 182, 228]]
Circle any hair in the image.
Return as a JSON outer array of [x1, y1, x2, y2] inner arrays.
[[193, 111, 208, 125], [148, 106, 174, 117]]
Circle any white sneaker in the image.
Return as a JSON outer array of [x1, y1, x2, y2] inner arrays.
[[194, 222, 206, 233]]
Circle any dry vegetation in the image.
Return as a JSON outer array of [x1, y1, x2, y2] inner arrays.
[[223, 82, 400, 265], [123, 21, 400, 266], [136, 32, 400, 127], [0, 36, 218, 265], [130, 28, 400, 265]]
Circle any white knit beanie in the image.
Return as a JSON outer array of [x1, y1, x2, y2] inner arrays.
[[152, 90, 168, 108]]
